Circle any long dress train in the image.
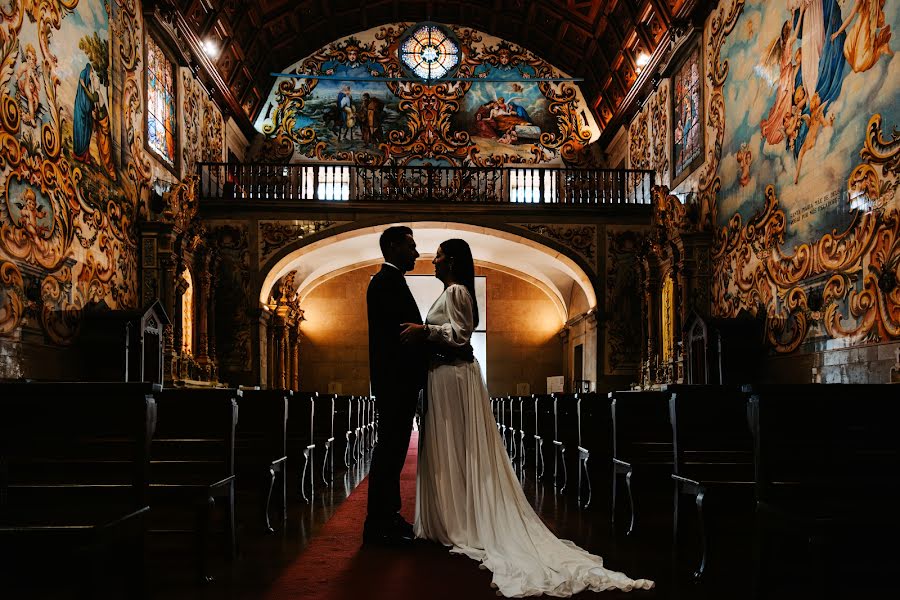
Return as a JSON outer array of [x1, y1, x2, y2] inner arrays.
[[414, 284, 654, 597]]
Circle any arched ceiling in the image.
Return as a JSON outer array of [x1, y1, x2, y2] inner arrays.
[[162, 1, 708, 142], [259, 223, 598, 325]]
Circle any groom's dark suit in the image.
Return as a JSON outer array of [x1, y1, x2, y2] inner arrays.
[[365, 264, 427, 533]]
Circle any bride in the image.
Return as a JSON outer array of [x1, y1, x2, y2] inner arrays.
[[400, 239, 654, 597]]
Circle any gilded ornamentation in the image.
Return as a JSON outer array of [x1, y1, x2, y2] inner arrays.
[[706, 0, 900, 352], [201, 93, 224, 163], [0, 260, 24, 334], [258, 220, 346, 265], [182, 70, 201, 177], [629, 109, 651, 172], [260, 25, 592, 166], [651, 84, 669, 181], [606, 229, 645, 374], [515, 223, 597, 267], [0, 1, 150, 348], [209, 223, 252, 372]]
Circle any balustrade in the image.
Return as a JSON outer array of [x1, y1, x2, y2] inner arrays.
[[197, 162, 654, 206]]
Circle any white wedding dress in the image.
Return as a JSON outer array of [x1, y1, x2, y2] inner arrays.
[[414, 284, 654, 597]]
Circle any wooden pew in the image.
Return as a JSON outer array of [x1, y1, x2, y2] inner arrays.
[[747, 384, 900, 598], [151, 387, 239, 582], [519, 395, 537, 473], [364, 396, 376, 451], [666, 384, 755, 580], [313, 394, 335, 486], [505, 395, 519, 462], [352, 395, 365, 463], [509, 396, 527, 473], [496, 396, 508, 453], [534, 395, 555, 481], [576, 392, 614, 510], [553, 393, 581, 494], [236, 388, 289, 533], [332, 395, 353, 468], [287, 392, 316, 502], [609, 389, 672, 535], [0, 382, 156, 598]]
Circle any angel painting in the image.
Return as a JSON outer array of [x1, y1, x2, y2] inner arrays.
[[831, 0, 894, 73], [15, 44, 43, 128], [759, 19, 800, 146], [14, 188, 51, 256]]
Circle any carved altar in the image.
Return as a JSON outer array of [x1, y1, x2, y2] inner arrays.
[[638, 186, 715, 387]]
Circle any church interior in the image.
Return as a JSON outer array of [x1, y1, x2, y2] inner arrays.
[[1, 0, 898, 598]]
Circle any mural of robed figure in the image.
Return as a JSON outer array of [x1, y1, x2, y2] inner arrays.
[[73, 63, 95, 162], [72, 62, 117, 180]]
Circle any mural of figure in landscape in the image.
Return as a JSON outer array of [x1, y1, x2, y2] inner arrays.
[[72, 31, 116, 180], [259, 26, 595, 165], [360, 93, 385, 144], [73, 62, 96, 162]]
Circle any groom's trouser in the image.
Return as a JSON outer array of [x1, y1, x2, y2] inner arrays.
[[366, 391, 418, 525]]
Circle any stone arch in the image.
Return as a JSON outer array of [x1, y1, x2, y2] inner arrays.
[[257, 220, 599, 324]]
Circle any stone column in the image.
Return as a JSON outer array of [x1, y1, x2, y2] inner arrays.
[[289, 323, 300, 391], [195, 252, 211, 369], [207, 252, 219, 381], [584, 310, 598, 391], [280, 320, 290, 390], [259, 309, 271, 388], [558, 327, 570, 392]]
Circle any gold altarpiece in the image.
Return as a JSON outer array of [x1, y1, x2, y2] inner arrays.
[[638, 186, 714, 387], [139, 177, 220, 385]]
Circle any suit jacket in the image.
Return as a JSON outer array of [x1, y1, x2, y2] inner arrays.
[[367, 265, 427, 399]]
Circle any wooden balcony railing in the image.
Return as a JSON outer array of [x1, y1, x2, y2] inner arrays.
[[197, 162, 655, 206]]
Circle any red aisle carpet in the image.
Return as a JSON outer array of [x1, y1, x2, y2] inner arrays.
[[262, 432, 497, 600]]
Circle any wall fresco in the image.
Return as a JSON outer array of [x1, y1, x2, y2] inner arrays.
[[0, 0, 148, 351], [703, 0, 899, 353], [256, 24, 597, 166], [0, 1, 222, 377], [182, 70, 224, 177]]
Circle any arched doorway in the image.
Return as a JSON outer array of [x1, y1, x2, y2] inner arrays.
[[258, 222, 599, 395]]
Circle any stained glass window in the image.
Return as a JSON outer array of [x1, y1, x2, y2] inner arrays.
[[672, 46, 703, 183], [146, 34, 177, 168], [400, 24, 459, 80]]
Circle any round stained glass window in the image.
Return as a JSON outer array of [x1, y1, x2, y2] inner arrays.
[[400, 24, 460, 80]]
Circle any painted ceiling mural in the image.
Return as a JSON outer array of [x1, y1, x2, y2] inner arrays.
[[700, 0, 899, 353], [255, 23, 599, 166], [0, 0, 223, 363]]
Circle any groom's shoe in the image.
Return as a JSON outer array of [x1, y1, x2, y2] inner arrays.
[[363, 520, 413, 547], [392, 514, 414, 537], [363, 527, 413, 547]]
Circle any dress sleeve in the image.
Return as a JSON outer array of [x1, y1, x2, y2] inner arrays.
[[426, 285, 474, 348]]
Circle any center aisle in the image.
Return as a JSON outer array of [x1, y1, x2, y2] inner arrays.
[[262, 432, 497, 600]]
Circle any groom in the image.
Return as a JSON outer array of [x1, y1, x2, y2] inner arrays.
[[364, 226, 427, 546]]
